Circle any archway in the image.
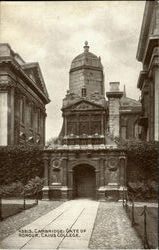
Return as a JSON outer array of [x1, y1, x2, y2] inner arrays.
[[73, 164, 96, 199]]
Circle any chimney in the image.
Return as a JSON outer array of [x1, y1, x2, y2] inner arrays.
[[106, 82, 123, 137]]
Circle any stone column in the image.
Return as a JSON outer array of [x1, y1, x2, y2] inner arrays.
[[43, 113, 46, 145], [64, 114, 67, 136], [89, 114, 91, 135], [77, 113, 79, 135], [61, 157, 68, 200], [95, 169, 100, 199], [8, 86, 15, 145], [119, 156, 126, 186], [119, 155, 127, 200], [98, 159, 106, 201], [68, 169, 74, 199], [149, 79, 154, 140], [154, 66, 159, 141], [42, 154, 49, 200], [0, 90, 8, 146], [100, 158, 104, 187], [101, 113, 104, 135]]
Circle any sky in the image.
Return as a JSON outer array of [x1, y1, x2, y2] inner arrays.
[[1, 1, 145, 141]]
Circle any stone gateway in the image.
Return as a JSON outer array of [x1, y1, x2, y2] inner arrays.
[[42, 42, 127, 201]]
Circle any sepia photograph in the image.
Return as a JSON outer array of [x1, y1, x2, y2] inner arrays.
[[0, 0, 158, 249]]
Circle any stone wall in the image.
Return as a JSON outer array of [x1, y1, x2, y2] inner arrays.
[[42, 149, 127, 201], [69, 68, 104, 97]]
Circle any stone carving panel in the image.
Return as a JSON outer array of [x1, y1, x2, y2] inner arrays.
[[50, 159, 61, 185], [72, 102, 96, 110], [79, 122, 89, 135], [105, 157, 119, 185], [67, 122, 77, 135], [91, 121, 101, 134]]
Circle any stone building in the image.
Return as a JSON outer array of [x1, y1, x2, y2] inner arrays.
[[120, 86, 141, 140], [42, 42, 140, 201], [0, 43, 50, 146], [136, 0, 159, 141]]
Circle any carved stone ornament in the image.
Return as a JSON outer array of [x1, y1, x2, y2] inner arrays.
[[108, 157, 118, 171], [51, 159, 60, 169]]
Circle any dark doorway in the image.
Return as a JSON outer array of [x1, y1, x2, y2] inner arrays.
[[73, 165, 96, 199]]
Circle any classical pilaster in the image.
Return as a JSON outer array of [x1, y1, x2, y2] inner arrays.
[[0, 91, 8, 145], [101, 112, 104, 135], [8, 86, 15, 145], [68, 169, 73, 187], [119, 156, 126, 187], [64, 114, 67, 136], [99, 158, 104, 187], [68, 169, 74, 199], [149, 79, 154, 140], [95, 169, 100, 199], [42, 154, 49, 200], [61, 157, 68, 186], [154, 65, 159, 141]]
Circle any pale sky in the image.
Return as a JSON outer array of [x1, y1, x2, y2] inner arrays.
[[1, 1, 145, 141]]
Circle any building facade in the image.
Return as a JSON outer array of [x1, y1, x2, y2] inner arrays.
[[0, 44, 50, 146], [136, 0, 159, 141], [42, 42, 140, 201], [120, 86, 141, 140]]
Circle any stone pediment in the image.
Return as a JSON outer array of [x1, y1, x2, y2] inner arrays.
[[64, 100, 104, 111], [22, 62, 49, 100]]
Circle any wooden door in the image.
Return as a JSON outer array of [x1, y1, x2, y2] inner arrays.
[[74, 165, 95, 198]]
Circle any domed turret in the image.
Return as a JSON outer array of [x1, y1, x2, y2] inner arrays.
[[70, 41, 103, 70], [69, 42, 104, 97]]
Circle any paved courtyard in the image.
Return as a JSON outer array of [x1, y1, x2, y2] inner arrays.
[[0, 199, 143, 249]]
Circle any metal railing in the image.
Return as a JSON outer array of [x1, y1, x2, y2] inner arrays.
[[123, 188, 151, 249]]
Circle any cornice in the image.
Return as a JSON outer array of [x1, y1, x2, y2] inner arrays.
[[69, 65, 103, 73], [106, 91, 123, 99], [0, 57, 50, 104], [137, 70, 148, 89]]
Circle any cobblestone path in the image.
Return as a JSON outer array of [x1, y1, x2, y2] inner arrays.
[[89, 202, 144, 249]]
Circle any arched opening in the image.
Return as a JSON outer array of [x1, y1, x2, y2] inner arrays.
[[73, 164, 96, 199]]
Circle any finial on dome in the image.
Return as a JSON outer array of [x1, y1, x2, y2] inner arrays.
[[83, 41, 89, 52]]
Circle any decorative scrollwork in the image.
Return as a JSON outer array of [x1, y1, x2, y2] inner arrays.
[[108, 157, 118, 171]]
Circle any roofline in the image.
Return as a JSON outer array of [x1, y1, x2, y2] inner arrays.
[[136, 1, 155, 62], [70, 65, 103, 73], [0, 43, 25, 63], [62, 98, 105, 110]]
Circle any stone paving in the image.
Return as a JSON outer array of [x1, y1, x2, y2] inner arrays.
[[0, 199, 99, 249], [0, 199, 144, 249], [89, 202, 144, 249]]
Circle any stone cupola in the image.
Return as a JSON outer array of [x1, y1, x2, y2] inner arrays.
[[69, 41, 105, 97]]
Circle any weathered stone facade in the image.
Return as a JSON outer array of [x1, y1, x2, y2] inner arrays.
[[136, 0, 159, 141], [0, 43, 50, 145], [120, 87, 142, 140], [43, 42, 128, 201], [106, 82, 123, 137], [42, 149, 127, 201]]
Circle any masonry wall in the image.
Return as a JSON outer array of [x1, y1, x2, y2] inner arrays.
[[108, 98, 120, 137], [69, 68, 104, 96]]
